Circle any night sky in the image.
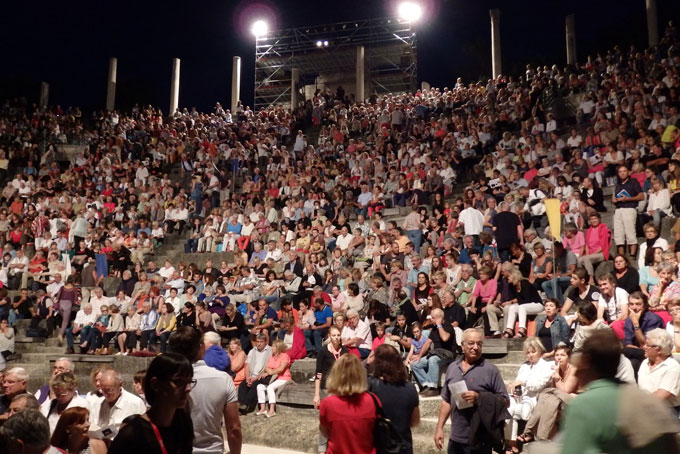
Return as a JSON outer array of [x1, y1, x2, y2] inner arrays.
[[2, 0, 679, 112]]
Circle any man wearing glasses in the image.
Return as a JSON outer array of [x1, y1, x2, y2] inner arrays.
[[0, 367, 29, 421], [89, 369, 146, 439], [434, 329, 508, 454], [638, 328, 680, 411], [35, 358, 74, 405]]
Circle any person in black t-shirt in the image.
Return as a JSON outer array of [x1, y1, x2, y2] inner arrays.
[[561, 267, 601, 320], [110, 353, 194, 454], [492, 202, 522, 262]]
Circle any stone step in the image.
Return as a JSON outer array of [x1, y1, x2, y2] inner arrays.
[[241, 404, 443, 454], [14, 344, 65, 354]]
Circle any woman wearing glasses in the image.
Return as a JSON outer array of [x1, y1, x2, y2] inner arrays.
[[39, 371, 89, 433], [109, 353, 194, 454]]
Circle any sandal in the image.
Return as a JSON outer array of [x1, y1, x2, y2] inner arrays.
[[502, 329, 514, 339], [514, 328, 527, 338], [517, 434, 534, 444]]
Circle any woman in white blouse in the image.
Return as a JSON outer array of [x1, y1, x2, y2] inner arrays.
[[506, 337, 554, 451], [643, 176, 671, 230]]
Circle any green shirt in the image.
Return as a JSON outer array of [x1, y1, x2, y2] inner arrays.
[[561, 379, 670, 454], [456, 277, 477, 307]]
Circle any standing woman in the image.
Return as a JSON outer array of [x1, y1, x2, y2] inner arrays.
[[109, 353, 194, 454], [51, 407, 107, 454], [319, 354, 377, 454], [313, 326, 348, 409], [56, 275, 80, 346], [369, 344, 420, 454]]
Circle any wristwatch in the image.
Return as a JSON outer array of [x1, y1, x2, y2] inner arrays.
[[633, 325, 640, 330]]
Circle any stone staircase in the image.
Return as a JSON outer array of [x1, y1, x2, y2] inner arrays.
[[8, 319, 153, 394], [244, 338, 525, 454]]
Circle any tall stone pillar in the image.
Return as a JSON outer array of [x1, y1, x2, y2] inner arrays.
[[356, 46, 365, 102], [566, 14, 576, 65], [169, 58, 180, 116], [290, 68, 300, 111], [646, 0, 659, 47], [231, 56, 241, 114], [489, 9, 502, 79], [39, 82, 49, 110], [106, 57, 117, 111]]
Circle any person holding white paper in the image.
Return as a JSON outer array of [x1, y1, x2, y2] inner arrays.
[[434, 328, 508, 454]]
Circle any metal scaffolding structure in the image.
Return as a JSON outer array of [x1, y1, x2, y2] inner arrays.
[[254, 17, 417, 110]]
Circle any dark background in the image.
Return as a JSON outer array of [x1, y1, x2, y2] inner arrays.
[[2, 0, 679, 112]]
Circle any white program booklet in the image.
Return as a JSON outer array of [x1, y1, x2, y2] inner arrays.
[[449, 380, 473, 409]]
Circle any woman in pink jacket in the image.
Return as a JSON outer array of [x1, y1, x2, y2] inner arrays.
[[577, 212, 611, 282]]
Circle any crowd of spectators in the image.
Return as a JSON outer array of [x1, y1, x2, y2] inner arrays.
[[0, 20, 679, 454]]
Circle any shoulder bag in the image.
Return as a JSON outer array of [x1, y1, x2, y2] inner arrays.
[[367, 391, 407, 454]]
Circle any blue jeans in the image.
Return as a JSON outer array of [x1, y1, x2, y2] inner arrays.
[[407, 229, 422, 253], [8, 309, 25, 326], [66, 326, 91, 350], [149, 331, 172, 352], [304, 327, 327, 354], [411, 355, 441, 388], [541, 277, 571, 304]]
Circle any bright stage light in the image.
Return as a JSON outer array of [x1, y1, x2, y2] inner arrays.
[[398, 2, 423, 22], [251, 20, 269, 38], [316, 40, 323, 47], [323, 40, 329, 46]]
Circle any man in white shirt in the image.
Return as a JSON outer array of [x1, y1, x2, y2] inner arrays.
[[341, 309, 373, 359], [168, 327, 242, 454], [638, 329, 680, 407], [88, 287, 109, 316], [457, 199, 484, 240], [46, 273, 65, 300], [566, 128, 583, 148], [334, 226, 354, 252], [90, 369, 146, 439], [7, 249, 29, 289]]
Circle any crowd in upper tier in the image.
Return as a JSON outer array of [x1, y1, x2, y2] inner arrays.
[[0, 19, 679, 454]]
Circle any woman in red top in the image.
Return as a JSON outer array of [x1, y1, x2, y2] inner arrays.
[[319, 353, 377, 454]]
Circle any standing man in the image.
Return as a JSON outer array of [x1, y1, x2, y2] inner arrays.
[[458, 199, 485, 247], [168, 327, 242, 454], [612, 165, 643, 258], [403, 204, 423, 253], [492, 202, 522, 262], [434, 329, 508, 454]]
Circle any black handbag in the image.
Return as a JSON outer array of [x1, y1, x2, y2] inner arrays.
[[367, 392, 407, 454]]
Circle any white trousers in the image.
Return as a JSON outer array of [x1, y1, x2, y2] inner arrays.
[[257, 379, 289, 404], [504, 303, 544, 330]]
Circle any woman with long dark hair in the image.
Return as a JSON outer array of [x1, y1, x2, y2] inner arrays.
[[110, 353, 194, 454], [369, 344, 420, 454]]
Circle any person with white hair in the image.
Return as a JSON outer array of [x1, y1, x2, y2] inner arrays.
[[34, 358, 74, 405], [638, 328, 680, 408], [89, 369, 146, 438], [203, 331, 230, 372], [0, 367, 29, 420]]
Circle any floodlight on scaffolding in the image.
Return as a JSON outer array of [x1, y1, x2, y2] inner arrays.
[[251, 20, 269, 38], [397, 1, 423, 22]]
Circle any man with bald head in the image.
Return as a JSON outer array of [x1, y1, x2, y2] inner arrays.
[[89, 369, 146, 438]]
